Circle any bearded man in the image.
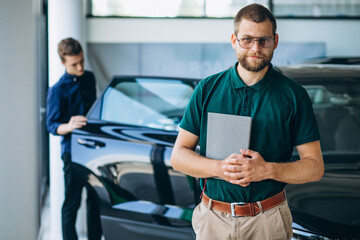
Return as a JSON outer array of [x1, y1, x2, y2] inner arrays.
[[171, 3, 324, 240]]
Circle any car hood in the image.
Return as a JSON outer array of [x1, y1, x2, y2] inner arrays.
[[286, 154, 360, 238], [291, 209, 360, 238]]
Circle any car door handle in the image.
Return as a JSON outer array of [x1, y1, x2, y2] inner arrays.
[[77, 138, 106, 149]]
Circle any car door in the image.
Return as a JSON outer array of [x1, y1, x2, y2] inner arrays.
[[286, 80, 360, 239], [71, 76, 199, 240]]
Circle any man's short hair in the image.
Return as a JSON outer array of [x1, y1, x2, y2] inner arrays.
[[58, 38, 83, 62], [234, 3, 277, 37]]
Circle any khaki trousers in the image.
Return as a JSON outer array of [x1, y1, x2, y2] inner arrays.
[[192, 199, 293, 240]]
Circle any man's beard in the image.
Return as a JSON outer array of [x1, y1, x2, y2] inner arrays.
[[239, 52, 273, 72]]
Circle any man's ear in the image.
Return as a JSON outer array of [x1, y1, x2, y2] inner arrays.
[[273, 33, 279, 50], [231, 33, 237, 50]]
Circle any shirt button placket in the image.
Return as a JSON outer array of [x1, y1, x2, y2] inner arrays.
[[243, 87, 249, 114]]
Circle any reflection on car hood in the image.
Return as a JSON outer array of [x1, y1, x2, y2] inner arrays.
[[286, 153, 360, 238], [291, 209, 360, 238]]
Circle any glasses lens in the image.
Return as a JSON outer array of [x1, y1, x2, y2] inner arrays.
[[259, 38, 267, 47], [239, 38, 252, 48], [238, 37, 273, 49], [259, 38, 273, 48]]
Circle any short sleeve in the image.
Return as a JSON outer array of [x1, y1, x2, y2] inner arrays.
[[292, 92, 321, 146], [179, 81, 203, 136]]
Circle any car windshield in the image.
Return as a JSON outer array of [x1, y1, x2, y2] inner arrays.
[[302, 81, 360, 154], [100, 77, 194, 131]]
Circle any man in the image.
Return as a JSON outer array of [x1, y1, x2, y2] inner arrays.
[[171, 4, 323, 240], [47, 38, 102, 240]]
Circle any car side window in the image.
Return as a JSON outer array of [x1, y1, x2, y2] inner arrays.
[[100, 78, 194, 131], [304, 85, 360, 152]]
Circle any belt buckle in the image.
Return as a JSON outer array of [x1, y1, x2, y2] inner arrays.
[[231, 202, 246, 217]]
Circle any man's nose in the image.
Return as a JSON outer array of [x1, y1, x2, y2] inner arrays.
[[77, 64, 83, 71], [250, 40, 261, 52]]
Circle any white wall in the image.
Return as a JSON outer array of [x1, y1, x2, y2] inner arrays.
[[277, 19, 360, 57], [87, 18, 233, 43], [0, 0, 40, 239], [48, 0, 88, 238], [87, 18, 360, 56]]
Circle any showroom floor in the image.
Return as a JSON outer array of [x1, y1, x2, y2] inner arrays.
[[39, 192, 89, 240]]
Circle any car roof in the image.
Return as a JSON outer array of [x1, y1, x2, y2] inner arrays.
[[303, 56, 360, 65], [111, 75, 200, 82], [275, 64, 360, 83]]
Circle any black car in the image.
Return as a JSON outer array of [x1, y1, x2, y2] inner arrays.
[[71, 67, 360, 240], [304, 57, 360, 65]]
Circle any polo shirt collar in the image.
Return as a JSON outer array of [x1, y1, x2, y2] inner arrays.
[[230, 62, 274, 93]]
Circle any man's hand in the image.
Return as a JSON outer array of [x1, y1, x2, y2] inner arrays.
[[68, 115, 88, 131], [222, 149, 270, 187], [222, 141, 324, 186], [56, 115, 88, 135]]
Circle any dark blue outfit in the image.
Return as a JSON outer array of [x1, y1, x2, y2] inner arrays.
[[47, 71, 101, 240]]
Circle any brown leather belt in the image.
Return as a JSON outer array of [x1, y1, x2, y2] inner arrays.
[[202, 190, 286, 217]]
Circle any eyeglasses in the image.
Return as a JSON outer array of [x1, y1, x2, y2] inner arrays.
[[236, 37, 275, 49]]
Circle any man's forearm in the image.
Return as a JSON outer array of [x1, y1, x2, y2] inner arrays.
[[269, 141, 324, 184], [56, 115, 88, 135], [171, 145, 221, 179], [268, 156, 324, 184], [56, 123, 72, 135]]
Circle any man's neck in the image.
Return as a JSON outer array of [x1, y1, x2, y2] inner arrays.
[[237, 64, 269, 86]]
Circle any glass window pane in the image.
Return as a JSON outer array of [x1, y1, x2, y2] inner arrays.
[[90, 0, 270, 18], [91, 0, 205, 17], [273, 0, 360, 17], [91, 0, 360, 18], [206, 0, 269, 18], [176, 0, 205, 17], [91, 0, 121, 16]]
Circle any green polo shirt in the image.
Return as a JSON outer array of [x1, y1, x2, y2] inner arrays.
[[180, 63, 320, 203]]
